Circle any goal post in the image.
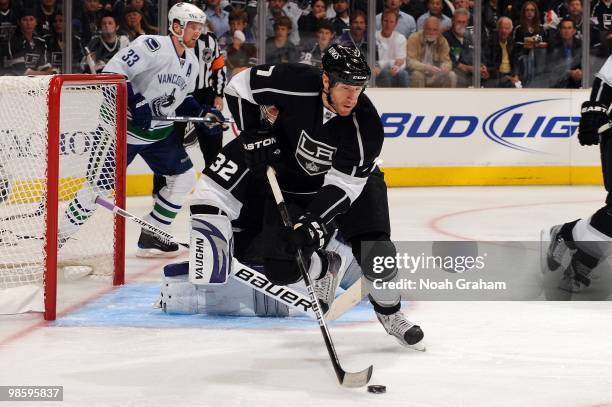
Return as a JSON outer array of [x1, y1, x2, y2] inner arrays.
[[0, 74, 127, 321]]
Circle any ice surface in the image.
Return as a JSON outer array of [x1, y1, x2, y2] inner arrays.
[[1, 186, 611, 407]]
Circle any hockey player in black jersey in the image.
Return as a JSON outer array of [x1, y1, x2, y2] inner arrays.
[[188, 44, 424, 349], [544, 56, 612, 299]]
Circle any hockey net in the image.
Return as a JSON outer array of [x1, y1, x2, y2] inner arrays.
[[0, 75, 126, 320]]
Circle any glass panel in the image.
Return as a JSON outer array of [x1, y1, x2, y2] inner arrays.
[[263, 0, 303, 64], [481, 0, 584, 88], [1, 1, 60, 75], [444, 4, 477, 88], [297, 0, 335, 69], [590, 0, 610, 83], [403, 0, 458, 88], [219, 1, 258, 78]]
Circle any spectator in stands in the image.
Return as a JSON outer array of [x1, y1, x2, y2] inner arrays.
[[4, 9, 52, 75], [375, 0, 417, 38], [218, 8, 255, 52], [266, 15, 299, 64], [205, 0, 230, 38], [44, 13, 83, 73], [122, 5, 157, 42], [483, 16, 520, 87], [330, 0, 350, 36], [375, 8, 409, 87], [401, 0, 427, 21], [226, 29, 257, 76], [300, 19, 334, 68], [452, 0, 473, 27], [592, 0, 612, 37], [407, 16, 455, 87], [546, 18, 581, 88], [444, 8, 488, 86], [0, 0, 18, 74], [35, 0, 59, 38], [565, 0, 583, 39], [513, 1, 548, 86], [298, 0, 328, 49], [82, 12, 128, 73], [338, 9, 368, 56], [266, 0, 302, 46], [417, 0, 452, 32], [126, 0, 156, 28], [482, 0, 500, 38], [75, 0, 103, 45], [226, 0, 257, 28]]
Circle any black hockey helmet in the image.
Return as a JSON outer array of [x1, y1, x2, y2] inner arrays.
[[322, 44, 371, 88]]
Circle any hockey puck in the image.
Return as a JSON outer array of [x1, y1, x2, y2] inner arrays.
[[367, 385, 386, 394]]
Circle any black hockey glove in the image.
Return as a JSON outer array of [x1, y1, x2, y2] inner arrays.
[[128, 93, 152, 130], [578, 101, 610, 146], [285, 213, 328, 260], [200, 106, 228, 134], [241, 128, 281, 178]]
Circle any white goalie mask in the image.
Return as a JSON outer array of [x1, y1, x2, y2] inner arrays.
[[168, 3, 206, 40]]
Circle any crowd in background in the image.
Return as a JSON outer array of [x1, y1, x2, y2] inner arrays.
[[0, 0, 609, 88]]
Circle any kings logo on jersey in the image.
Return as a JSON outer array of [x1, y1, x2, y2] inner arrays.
[[295, 130, 336, 176]]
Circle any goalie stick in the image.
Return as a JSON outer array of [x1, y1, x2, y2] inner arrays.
[[266, 167, 373, 388], [94, 195, 358, 319]]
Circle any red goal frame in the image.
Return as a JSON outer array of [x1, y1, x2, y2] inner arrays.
[[45, 74, 127, 321]]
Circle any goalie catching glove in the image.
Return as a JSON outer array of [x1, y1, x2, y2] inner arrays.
[[578, 101, 612, 146]]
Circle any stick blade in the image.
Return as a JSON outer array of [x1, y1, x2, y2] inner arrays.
[[340, 365, 373, 388]]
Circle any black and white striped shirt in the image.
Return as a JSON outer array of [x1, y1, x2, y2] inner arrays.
[[193, 31, 227, 98]]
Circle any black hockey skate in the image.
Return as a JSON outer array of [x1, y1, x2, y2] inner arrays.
[[313, 250, 342, 315], [137, 229, 180, 258]]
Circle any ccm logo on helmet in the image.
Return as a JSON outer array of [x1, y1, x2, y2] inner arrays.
[[328, 48, 341, 59], [243, 138, 276, 150]]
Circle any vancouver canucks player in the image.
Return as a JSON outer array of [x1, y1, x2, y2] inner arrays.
[[58, 3, 223, 257]]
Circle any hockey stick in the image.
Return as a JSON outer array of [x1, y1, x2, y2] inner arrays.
[[325, 278, 365, 321], [93, 195, 320, 318], [266, 167, 373, 388], [152, 115, 235, 124]]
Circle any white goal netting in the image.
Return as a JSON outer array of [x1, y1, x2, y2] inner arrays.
[[0, 75, 125, 317]]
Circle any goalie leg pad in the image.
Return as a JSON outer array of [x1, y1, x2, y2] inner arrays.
[[189, 213, 234, 285]]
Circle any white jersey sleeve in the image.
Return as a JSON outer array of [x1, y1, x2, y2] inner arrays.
[[596, 55, 612, 87], [103, 35, 199, 134]]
